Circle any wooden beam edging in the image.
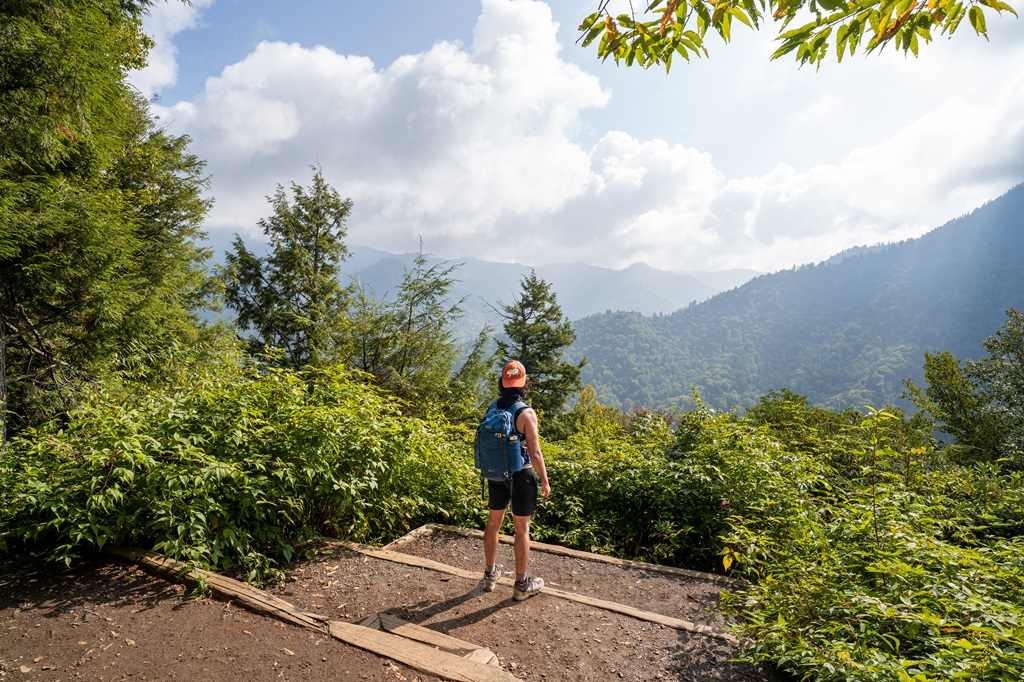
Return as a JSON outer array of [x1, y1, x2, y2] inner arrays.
[[360, 612, 496, 662], [110, 548, 522, 682], [424, 524, 746, 589], [330, 621, 520, 682], [384, 523, 437, 551], [109, 548, 330, 632], [322, 539, 740, 646]]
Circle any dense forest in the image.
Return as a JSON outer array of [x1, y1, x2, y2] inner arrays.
[[2, 2, 1024, 680], [574, 184, 1024, 412]]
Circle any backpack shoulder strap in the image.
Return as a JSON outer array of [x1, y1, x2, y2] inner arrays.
[[509, 401, 529, 436]]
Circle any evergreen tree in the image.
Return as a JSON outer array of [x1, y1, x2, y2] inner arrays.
[[109, 97, 216, 345], [0, 1, 211, 447], [349, 245, 493, 420], [495, 271, 585, 424], [223, 168, 352, 370]]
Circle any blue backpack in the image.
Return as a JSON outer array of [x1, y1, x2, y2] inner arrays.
[[474, 400, 528, 481]]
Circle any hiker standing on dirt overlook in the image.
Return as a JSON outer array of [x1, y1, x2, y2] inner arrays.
[[481, 360, 551, 601]]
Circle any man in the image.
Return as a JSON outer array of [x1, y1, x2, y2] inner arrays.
[[482, 360, 551, 601]]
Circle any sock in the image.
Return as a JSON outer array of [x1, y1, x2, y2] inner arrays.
[[486, 564, 497, 576], [516, 572, 527, 583]]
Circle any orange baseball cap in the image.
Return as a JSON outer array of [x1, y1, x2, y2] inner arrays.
[[501, 360, 527, 388]]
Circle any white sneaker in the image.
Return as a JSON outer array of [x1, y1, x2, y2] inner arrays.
[[482, 566, 502, 592], [513, 576, 543, 601]]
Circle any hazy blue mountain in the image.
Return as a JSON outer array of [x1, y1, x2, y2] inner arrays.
[[340, 248, 760, 328], [572, 184, 1024, 412]]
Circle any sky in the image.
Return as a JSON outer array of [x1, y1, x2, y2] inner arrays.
[[131, 0, 1024, 274]]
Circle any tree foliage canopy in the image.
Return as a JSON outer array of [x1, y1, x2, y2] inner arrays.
[[222, 168, 353, 370], [906, 308, 1024, 465], [579, 0, 1018, 70], [495, 271, 585, 424], [0, 0, 213, 446], [349, 244, 493, 421]]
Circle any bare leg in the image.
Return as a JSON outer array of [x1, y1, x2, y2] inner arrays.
[[484, 508, 506, 567], [512, 514, 531, 576]]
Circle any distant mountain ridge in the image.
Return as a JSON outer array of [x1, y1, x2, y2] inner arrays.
[[342, 246, 760, 328], [571, 184, 1024, 412]]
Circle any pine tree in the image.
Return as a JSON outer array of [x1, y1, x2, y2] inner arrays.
[[222, 167, 353, 369], [496, 271, 585, 422], [349, 244, 493, 420]]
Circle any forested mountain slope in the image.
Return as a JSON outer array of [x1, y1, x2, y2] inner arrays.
[[574, 184, 1024, 411]]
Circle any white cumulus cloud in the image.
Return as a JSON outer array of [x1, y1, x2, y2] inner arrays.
[[146, 0, 1024, 273], [131, 0, 214, 98]]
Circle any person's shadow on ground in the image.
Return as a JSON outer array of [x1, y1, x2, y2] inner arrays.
[[384, 582, 518, 634]]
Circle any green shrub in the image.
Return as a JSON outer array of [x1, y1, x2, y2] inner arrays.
[[0, 351, 479, 582], [533, 401, 827, 571], [723, 409, 1024, 681], [5, 358, 1024, 680]]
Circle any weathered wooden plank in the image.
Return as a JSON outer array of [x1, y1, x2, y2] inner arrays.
[[464, 648, 500, 666], [384, 524, 438, 551], [426, 524, 744, 588], [542, 584, 736, 642], [329, 621, 521, 682], [112, 547, 518, 680], [109, 548, 328, 632], [359, 613, 499, 666], [375, 613, 483, 657], [325, 539, 740, 645], [359, 613, 383, 629], [327, 540, 487, 582]]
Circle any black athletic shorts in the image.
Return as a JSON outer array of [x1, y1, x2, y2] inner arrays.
[[487, 467, 539, 517]]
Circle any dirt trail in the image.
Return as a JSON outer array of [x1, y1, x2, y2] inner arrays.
[[0, 526, 789, 681]]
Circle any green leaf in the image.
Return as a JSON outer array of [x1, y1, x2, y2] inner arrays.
[[968, 6, 988, 35], [578, 12, 601, 31], [978, 0, 1019, 14], [771, 38, 805, 61], [581, 24, 605, 48], [732, 7, 756, 29]]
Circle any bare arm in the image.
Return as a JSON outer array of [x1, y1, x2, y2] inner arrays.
[[517, 407, 550, 498]]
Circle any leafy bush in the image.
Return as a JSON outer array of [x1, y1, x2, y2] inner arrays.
[[728, 475, 1024, 680], [722, 409, 1024, 681], [539, 392, 1024, 680], [0, 350, 480, 582], [536, 440, 714, 566], [534, 399, 829, 571]]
